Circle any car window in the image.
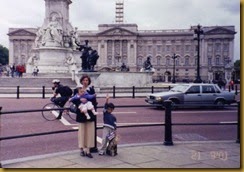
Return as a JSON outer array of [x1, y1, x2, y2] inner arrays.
[[171, 85, 189, 92], [186, 86, 200, 94], [214, 85, 221, 93], [202, 85, 216, 93]]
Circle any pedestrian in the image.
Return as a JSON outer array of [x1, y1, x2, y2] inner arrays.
[[10, 64, 15, 77], [50, 79, 72, 119], [230, 80, 234, 90], [33, 66, 39, 76], [99, 94, 117, 156], [72, 75, 98, 158]]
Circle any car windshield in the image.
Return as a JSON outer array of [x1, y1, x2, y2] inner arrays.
[[170, 85, 189, 92]]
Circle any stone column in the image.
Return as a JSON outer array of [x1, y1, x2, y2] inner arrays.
[[112, 40, 115, 66], [8, 40, 14, 65], [127, 39, 137, 71]]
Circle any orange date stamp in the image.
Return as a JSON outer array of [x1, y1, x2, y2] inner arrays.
[[191, 150, 228, 161]]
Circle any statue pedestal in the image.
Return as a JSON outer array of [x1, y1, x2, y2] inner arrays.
[[37, 47, 72, 73], [75, 71, 153, 87]]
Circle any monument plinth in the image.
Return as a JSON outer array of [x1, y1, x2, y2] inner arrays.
[[37, 47, 73, 73], [75, 71, 153, 87]]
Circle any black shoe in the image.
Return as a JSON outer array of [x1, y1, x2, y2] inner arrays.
[[86, 153, 93, 158], [80, 151, 85, 157]]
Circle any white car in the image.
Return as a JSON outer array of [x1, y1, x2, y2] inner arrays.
[[145, 83, 236, 107]]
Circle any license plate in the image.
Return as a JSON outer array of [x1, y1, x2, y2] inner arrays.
[[148, 100, 154, 104]]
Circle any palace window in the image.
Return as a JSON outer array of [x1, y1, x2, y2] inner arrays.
[[175, 58, 179, 66], [176, 45, 181, 52], [185, 45, 190, 52], [223, 43, 229, 52], [157, 45, 161, 52], [166, 57, 170, 65], [208, 57, 212, 66], [107, 57, 112, 66], [137, 57, 143, 65], [148, 46, 152, 53], [184, 57, 189, 66], [166, 45, 171, 52], [215, 43, 221, 52], [157, 57, 161, 65], [207, 44, 213, 52], [215, 57, 220, 65]]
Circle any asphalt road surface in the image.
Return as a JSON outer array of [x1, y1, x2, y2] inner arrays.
[[0, 98, 238, 161]]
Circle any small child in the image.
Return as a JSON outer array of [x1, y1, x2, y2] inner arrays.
[[99, 94, 117, 156], [70, 85, 97, 119]]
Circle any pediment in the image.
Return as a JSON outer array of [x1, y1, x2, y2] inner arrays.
[[97, 27, 137, 37], [8, 29, 36, 36], [204, 27, 236, 35]]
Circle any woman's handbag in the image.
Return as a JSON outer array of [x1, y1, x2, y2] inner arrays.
[[69, 103, 77, 113]]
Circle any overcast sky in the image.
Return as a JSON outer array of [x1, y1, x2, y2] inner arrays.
[[0, 0, 240, 60]]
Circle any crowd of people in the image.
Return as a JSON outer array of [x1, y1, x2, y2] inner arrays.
[[0, 64, 39, 77], [0, 64, 26, 77]]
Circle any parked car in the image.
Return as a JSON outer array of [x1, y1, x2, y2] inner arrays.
[[145, 83, 236, 108]]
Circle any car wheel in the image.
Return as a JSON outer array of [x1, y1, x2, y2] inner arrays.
[[215, 99, 225, 109], [170, 99, 180, 109]]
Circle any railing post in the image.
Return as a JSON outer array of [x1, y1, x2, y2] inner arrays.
[[91, 116, 98, 153], [0, 107, 2, 168], [17, 86, 20, 99], [235, 85, 238, 95], [132, 86, 135, 98], [42, 86, 45, 99], [164, 100, 173, 146], [236, 101, 240, 143], [113, 86, 116, 99], [151, 86, 154, 94], [168, 86, 171, 90]]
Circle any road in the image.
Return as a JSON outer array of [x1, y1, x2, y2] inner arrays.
[[0, 98, 238, 161]]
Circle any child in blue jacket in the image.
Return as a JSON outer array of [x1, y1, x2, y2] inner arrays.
[[99, 94, 117, 155]]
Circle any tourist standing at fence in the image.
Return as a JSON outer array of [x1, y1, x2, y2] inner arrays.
[[99, 94, 117, 156], [73, 75, 98, 158]]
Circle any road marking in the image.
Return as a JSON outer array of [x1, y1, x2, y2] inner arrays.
[[173, 110, 237, 114], [95, 112, 137, 114], [113, 112, 137, 114], [220, 121, 237, 124], [51, 110, 71, 125]]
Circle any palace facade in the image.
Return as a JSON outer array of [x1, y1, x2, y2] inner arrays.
[[8, 0, 236, 83]]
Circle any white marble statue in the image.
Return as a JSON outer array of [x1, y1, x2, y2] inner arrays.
[[34, 27, 43, 48], [42, 15, 63, 46]]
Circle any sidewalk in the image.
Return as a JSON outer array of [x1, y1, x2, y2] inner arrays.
[[1, 141, 240, 168]]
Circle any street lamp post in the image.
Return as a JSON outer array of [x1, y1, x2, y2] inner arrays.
[[171, 53, 178, 83], [194, 24, 204, 83]]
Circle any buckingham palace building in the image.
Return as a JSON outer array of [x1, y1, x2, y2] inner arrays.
[[8, 0, 236, 83]]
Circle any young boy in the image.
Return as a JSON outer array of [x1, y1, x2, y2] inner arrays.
[[99, 94, 117, 155]]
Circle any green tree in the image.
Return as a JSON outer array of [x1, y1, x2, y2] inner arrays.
[[234, 59, 240, 68], [233, 59, 240, 81], [0, 44, 9, 65]]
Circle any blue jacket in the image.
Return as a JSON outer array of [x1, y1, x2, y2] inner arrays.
[[103, 103, 117, 129], [70, 92, 95, 102]]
